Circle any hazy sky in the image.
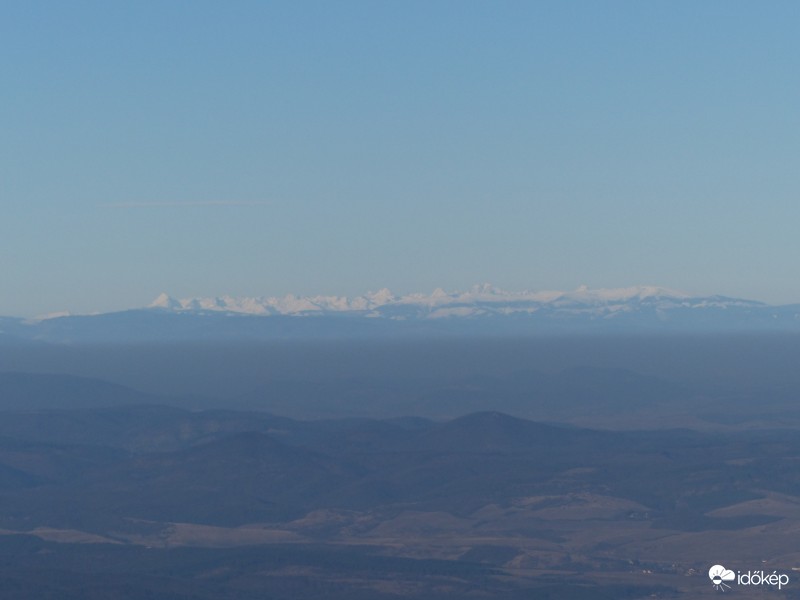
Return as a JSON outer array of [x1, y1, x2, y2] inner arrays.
[[3, 1, 800, 316]]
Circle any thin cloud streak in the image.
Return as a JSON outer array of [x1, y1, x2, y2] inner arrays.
[[99, 201, 270, 208]]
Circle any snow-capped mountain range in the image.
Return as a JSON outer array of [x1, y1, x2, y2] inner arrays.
[[5, 285, 798, 344], [146, 284, 764, 320]]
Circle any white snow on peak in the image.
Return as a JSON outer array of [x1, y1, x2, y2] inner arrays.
[[365, 288, 395, 306], [145, 285, 704, 318], [29, 310, 72, 322], [562, 285, 690, 303], [149, 293, 183, 310]]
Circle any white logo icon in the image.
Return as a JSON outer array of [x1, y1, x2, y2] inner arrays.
[[709, 565, 735, 591]]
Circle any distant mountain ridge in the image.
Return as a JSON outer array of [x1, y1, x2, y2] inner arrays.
[[145, 284, 758, 319], [3, 285, 800, 342]]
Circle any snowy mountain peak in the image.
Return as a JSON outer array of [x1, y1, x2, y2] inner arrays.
[[365, 288, 395, 306], [562, 285, 690, 303], [149, 293, 183, 310]]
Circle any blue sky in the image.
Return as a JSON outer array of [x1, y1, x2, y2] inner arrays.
[[2, 1, 800, 316]]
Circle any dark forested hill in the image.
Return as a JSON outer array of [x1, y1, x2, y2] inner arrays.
[[0, 405, 797, 597]]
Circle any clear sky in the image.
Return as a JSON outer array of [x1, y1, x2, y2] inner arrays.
[[2, 1, 800, 316]]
